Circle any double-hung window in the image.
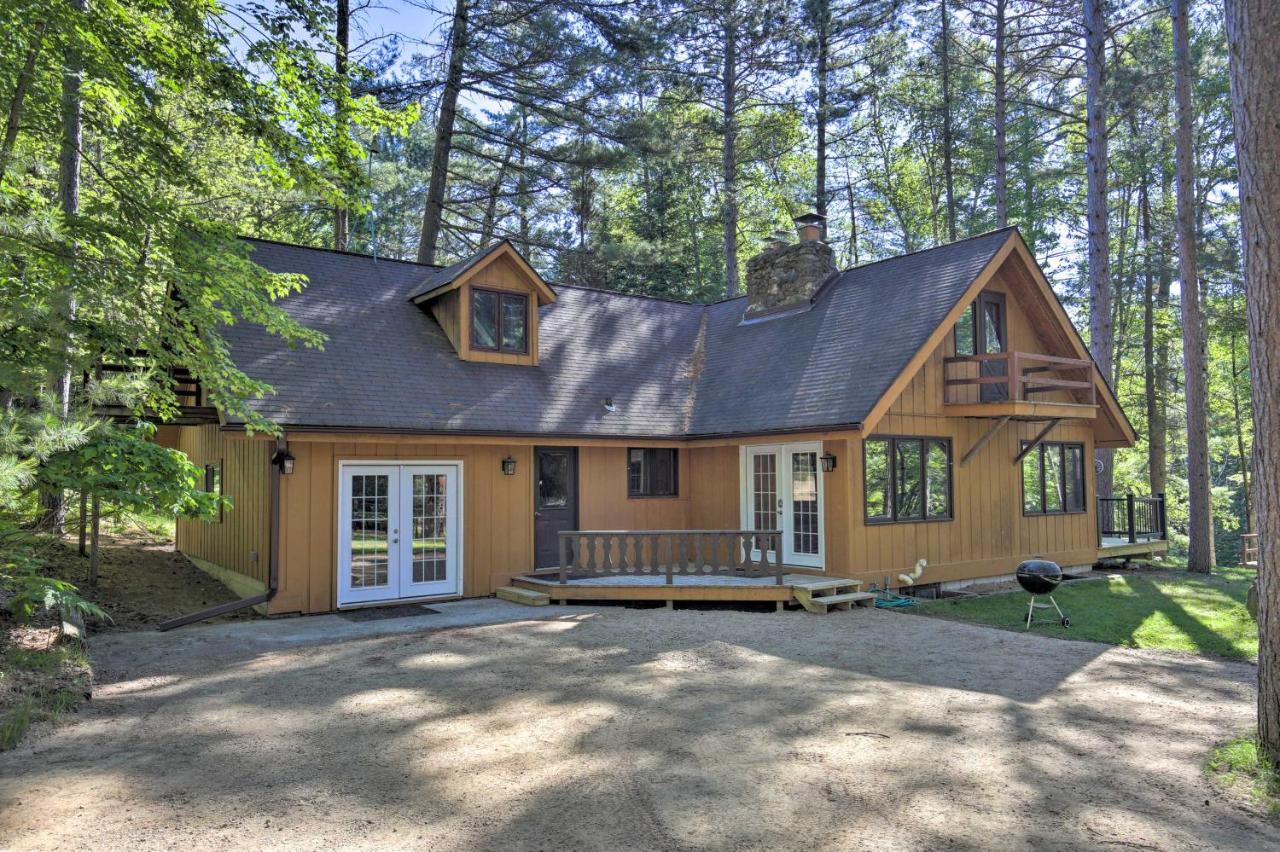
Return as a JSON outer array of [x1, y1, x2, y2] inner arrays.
[[471, 288, 529, 354], [1022, 441, 1086, 514], [864, 437, 952, 523]]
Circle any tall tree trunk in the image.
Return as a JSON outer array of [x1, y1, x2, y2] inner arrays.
[[417, 0, 469, 264], [1173, 0, 1216, 572], [1223, 0, 1280, 764], [0, 20, 47, 184], [993, 0, 1008, 228], [333, 0, 351, 251], [721, 8, 739, 298], [42, 0, 88, 532], [1084, 0, 1113, 499], [516, 108, 530, 249], [940, 0, 957, 241], [1140, 174, 1159, 494], [1229, 333, 1251, 535], [814, 0, 829, 223]]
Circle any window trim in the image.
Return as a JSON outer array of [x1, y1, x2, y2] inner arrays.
[[626, 447, 679, 499], [1021, 440, 1087, 516], [863, 435, 953, 525], [469, 286, 530, 355]]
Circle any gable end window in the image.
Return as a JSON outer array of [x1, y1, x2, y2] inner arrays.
[[628, 448, 678, 498], [864, 436, 952, 523], [471, 288, 529, 354], [1022, 441, 1085, 515]]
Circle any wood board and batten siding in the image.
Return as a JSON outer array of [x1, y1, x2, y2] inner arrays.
[[274, 439, 533, 615], [837, 262, 1102, 589], [174, 425, 273, 589]]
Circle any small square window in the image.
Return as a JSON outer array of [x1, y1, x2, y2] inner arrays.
[[627, 448, 678, 497]]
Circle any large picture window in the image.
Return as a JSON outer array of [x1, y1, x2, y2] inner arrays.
[[628, 448, 678, 497], [864, 437, 952, 523], [470, 288, 529, 354], [1022, 441, 1086, 514]]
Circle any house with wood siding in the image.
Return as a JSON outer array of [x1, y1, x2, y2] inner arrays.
[[165, 218, 1167, 619]]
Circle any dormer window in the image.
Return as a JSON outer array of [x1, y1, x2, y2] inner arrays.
[[471, 288, 529, 354]]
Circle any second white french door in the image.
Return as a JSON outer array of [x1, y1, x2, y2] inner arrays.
[[337, 463, 461, 607], [741, 443, 824, 569]]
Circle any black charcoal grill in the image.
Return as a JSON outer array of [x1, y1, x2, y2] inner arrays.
[[1016, 559, 1071, 629]]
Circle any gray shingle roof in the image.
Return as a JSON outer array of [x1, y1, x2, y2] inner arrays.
[[403, 242, 507, 303], [225, 230, 1015, 437]]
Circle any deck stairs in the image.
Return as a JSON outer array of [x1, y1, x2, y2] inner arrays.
[[792, 578, 876, 614], [496, 586, 551, 606]]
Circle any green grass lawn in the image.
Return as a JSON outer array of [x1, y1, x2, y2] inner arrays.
[[914, 566, 1258, 661]]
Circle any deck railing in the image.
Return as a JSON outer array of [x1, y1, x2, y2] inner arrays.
[[1098, 493, 1167, 544], [557, 529, 785, 585], [943, 351, 1096, 406], [1242, 533, 1260, 567]]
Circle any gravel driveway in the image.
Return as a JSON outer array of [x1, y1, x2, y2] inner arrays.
[[0, 601, 1274, 850]]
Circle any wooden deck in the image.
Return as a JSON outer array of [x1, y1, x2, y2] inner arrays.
[[1098, 537, 1169, 559], [512, 572, 874, 611]]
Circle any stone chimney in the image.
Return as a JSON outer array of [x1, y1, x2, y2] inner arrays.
[[744, 212, 836, 318]]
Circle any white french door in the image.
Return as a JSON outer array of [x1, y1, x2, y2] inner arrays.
[[337, 463, 461, 606], [741, 443, 824, 569]]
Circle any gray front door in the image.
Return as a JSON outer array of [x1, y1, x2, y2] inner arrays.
[[534, 447, 577, 569]]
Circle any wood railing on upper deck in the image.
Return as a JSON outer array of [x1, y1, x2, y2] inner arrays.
[[557, 529, 785, 585], [943, 351, 1096, 406], [1098, 493, 1167, 544]]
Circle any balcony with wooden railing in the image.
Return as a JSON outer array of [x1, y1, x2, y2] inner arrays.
[[94, 354, 219, 425], [943, 351, 1098, 419]]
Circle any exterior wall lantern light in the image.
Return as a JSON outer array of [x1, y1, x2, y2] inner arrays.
[[501, 456, 517, 476], [272, 449, 295, 475], [820, 452, 837, 473]]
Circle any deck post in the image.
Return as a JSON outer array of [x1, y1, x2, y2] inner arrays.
[[1126, 494, 1137, 543], [558, 534, 568, 584], [1156, 492, 1167, 539]]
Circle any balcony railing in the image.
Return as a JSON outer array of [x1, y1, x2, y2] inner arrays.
[[557, 529, 785, 585], [943, 351, 1096, 406], [1098, 494, 1167, 546]]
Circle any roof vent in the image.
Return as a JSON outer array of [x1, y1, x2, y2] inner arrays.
[[744, 212, 836, 320]]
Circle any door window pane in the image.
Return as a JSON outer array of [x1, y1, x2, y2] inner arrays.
[[538, 452, 570, 508], [350, 474, 390, 588], [791, 451, 819, 555], [752, 453, 778, 532], [926, 441, 950, 519], [411, 473, 447, 583], [471, 290, 498, 349], [983, 302, 1004, 353], [894, 439, 923, 520], [864, 439, 890, 520]]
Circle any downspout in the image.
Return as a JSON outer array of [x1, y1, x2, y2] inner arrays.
[[157, 436, 284, 631]]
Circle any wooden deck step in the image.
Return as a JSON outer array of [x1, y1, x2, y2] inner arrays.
[[793, 587, 877, 614], [793, 578, 862, 593], [496, 586, 551, 606]]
